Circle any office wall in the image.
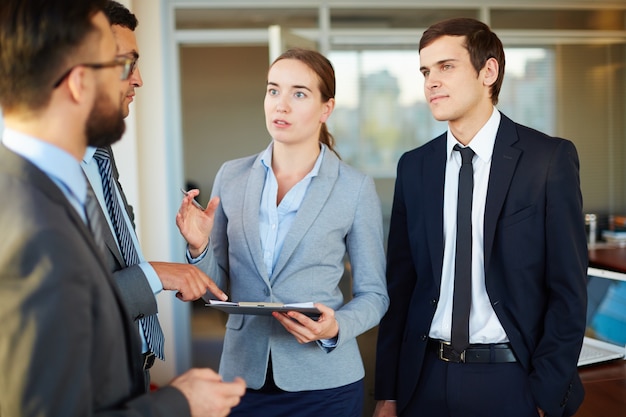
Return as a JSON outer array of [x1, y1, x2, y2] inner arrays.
[[557, 43, 626, 215], [180, 46, 269, 205]]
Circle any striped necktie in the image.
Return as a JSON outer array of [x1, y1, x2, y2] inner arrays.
[[93, 147, 165, 360]]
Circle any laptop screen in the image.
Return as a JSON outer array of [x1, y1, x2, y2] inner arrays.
[[586, 267, 626, 346]]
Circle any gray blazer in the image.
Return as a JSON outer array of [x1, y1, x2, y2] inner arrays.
[[84, 146, 159, 324], [0, 145, 189, 416], [196, 148, 389, 391]]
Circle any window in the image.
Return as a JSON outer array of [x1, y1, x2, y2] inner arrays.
[[328, 47, 556, 178]]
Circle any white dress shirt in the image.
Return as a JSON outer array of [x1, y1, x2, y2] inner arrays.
[[429, 107, 509, 344]]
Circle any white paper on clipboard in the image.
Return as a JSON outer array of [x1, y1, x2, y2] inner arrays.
[[206, 299, 321, 318]]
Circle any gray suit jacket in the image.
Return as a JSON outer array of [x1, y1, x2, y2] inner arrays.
[[0, 145, 189, 416], [196, 148, 389, 391], [84, 147, 158, 324]]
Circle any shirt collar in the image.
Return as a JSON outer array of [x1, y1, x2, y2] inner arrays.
[[2, 127, 87, 204], [260, 142, 326, 178], [446, 107, 501, 163], [83, 145, 97, 164]]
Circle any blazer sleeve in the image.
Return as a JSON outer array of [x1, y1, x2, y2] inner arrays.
[[107, 147, 159, 321], [0, 229, 191, 417], [334, 174, 390, 345], [374, 153, 418, 400], [529, 139, 588, 416], [195, 163, 230, 294], [113, 265, 159, 320], [111, 386, 191, 417]]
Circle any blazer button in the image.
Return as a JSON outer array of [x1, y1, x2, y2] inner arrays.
[[430, 299, 437, 306], [421, 334, 428, 341], [264, 288, 270, 296]]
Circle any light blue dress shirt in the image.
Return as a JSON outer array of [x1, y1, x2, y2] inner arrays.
[[258, 143, 325, 278], [2, 128, 86, 221]]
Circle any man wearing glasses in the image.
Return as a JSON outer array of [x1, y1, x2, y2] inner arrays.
[[0, 0, 245, 415], [81, 1, 227, 388]]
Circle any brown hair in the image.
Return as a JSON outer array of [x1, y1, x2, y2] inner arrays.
[[419, 18, 505, 105], [270, 48, 339, 157], [0, 0, 106, 112]]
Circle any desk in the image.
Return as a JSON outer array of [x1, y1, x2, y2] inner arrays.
[[581, 246, 626, 416], [575, 360, 626, 416], [588, 245, 626, 274]]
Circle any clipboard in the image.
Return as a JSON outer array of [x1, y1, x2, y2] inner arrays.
[[206, 300, 321, 319]]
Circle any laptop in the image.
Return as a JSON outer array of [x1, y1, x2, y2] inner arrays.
[[577, 267, 626, 367]]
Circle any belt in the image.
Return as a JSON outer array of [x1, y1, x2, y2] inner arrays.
[[142, 351, 156, 370], [428, 338, 517, 364]]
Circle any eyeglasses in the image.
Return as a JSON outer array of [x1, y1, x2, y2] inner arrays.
[[52, 56, 136, 89], [116, 53, 139, 76]]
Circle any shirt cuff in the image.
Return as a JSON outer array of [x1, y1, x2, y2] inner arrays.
[[317, 335, 339, 353], [186, 245, 209, 264], [138, 261, 163, 294]]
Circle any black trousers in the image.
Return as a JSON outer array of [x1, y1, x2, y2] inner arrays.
[[401, 349, 540, 417]]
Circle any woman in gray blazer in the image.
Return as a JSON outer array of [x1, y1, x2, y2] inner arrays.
[[177, 48, 389, 417]]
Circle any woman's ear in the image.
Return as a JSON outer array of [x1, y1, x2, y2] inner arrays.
[[320, 97, 335, 123]]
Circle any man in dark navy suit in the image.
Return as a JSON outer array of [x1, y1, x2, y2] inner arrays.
[[374, 18, 587, 417]]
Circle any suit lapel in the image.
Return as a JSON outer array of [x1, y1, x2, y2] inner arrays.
[[107, 145, 136, 226], [483, 115, 521, 272], [242, 154, 271, 283], [56, 185, 144, 390], [424, 135, 447, 285], [103, 146, 131, 267], [271, 151, 339, 281], [101, 205, 126, 266]]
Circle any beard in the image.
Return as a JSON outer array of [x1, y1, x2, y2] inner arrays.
[[86, 88, 126, 148]]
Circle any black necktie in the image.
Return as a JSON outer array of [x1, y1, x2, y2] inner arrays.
[[93, 147, 165, 360], [451, 144, 475, 354]]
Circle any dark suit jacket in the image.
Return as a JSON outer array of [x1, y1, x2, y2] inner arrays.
[[375, 114, 588, 417], [0, 145, 189, 416]]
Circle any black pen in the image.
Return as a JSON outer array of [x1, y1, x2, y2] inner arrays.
[[180, 188, 204, 210]]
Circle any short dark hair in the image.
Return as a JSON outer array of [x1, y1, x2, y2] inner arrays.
[[419, 18, 506, 105], [104, 0, 138, 30], [0, 0, 106, 112]]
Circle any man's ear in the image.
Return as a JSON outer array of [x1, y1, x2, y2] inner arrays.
[[66, 66, 90, 103], [482, 57, 499, 87]]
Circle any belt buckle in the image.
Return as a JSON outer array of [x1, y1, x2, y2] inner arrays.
[[438, 341, 465, 363], [143, 351, 156, 370]]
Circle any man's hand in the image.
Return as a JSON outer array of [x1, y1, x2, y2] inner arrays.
[[170, 368, 246, 417], [150, 262, 227, 302], [373, 400, 397, 417]]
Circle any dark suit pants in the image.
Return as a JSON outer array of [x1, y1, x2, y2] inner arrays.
[[402, 348, 540, 417]]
